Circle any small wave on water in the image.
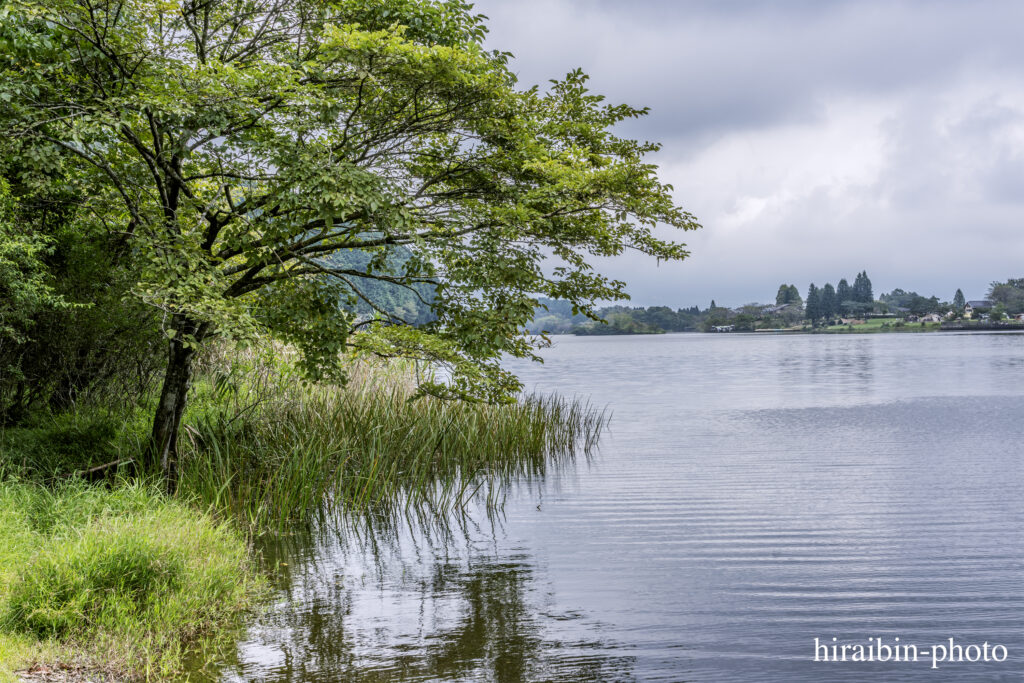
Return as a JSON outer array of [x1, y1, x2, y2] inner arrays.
[[207, 333, 1024, 682]]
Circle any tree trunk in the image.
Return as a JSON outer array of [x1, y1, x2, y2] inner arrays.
[[148, 316, 204, 492]]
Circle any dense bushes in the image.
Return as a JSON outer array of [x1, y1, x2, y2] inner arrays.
[[0, 170, 164, 424]]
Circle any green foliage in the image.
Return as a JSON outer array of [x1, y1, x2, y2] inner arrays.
[[528, 300, 706, 334], [1, 340, 607, 529], [987, 278, 1024, 314], [574, 310, 664, 335], [836, 278, 851, 310], [775, 284, 801, 305], [0, 478, 264, 679], [820, 283, 837, 320], [804, 271, 875, 318], [0, 413, 119, 476], [805, 283, 821, 322], [775, 284, 788, 305], [0, 162, 165, 423], [730, 314, 756, 332], [700, 313, 732, 332], [0, 177, 63, 345], [853, 270, 873, 304], [953, 288, 966, 311], [0, 0, 697, 411], [879, 288, 942, 316], [324, 246, 436, 325], [527, 297, 591, 334]]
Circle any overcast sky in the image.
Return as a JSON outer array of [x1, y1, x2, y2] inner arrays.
[[473, 0, 1024, 308]]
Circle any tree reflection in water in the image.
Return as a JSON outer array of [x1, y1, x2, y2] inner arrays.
[[204, 519, 636, 683]]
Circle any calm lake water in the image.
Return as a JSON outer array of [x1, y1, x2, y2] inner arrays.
[[212, 332, 1024, 682]]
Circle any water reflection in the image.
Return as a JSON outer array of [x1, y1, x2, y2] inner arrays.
[[206, 332, 1024, 682], [211, 520, 636, 683]]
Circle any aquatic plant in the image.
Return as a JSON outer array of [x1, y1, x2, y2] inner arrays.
[[176, 351, 607, 530]]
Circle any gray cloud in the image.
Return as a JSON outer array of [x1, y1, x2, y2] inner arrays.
[[473, 0, 1024, 307]]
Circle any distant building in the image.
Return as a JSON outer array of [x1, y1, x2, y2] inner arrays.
[[920, 313, 942, 323], [764, 303, 801, 315], [964, 300, 994, 319]]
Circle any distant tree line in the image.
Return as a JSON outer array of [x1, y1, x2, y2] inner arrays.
[[987, 278, 1024, 315], [805, 271, 874, 323], [879, 288, 942, 316], [529, 299, 705, 335], [528, 274, 1024, 335]]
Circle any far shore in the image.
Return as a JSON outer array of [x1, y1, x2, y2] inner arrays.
[[541, 321, 1024, 337]]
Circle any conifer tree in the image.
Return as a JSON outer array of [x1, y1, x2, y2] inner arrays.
[[821, 283, 837, 320], [805, 284, 821, 323]]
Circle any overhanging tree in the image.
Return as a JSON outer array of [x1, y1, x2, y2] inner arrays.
[[1, 0, 699, 480]]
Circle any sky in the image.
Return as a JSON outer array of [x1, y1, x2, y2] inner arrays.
[[473, 0, 1024, 308]]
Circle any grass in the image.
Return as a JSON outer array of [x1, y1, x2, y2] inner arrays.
[[0, 412, 123, 479], [0, 478, 265, 681], [176, 351, 607, 530], [817, 319, 943, 333]]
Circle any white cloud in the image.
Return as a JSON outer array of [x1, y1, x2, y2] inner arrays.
[[474, 0, 1024, 306]]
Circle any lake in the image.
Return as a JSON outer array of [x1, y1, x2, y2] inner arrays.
[[212, 332, 1024, 682]]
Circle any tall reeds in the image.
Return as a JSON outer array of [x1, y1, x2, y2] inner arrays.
[[176, 352, 606, 530]]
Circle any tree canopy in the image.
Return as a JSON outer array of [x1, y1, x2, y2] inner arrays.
[[852, 271, 873, 304], [819, 282, 836, 320], [0, 0, 698, 474], [775, 283, 800, 305], [987, 278, 1024, 314], [952, 288, 966, 311], [805, 283, 820, 322]]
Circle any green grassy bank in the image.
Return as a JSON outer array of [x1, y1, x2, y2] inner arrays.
[[0, 351, 605, 680], [0, 479, 265, 682], [815, 319, 943, 333]]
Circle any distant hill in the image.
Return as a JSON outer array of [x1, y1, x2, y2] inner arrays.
[[323, 246, 435, 325], [527, 299, 705, 335], [527, 298, 591, 334]]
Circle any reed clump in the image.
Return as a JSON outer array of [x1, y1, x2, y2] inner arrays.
[[176, 351, 607, 529]]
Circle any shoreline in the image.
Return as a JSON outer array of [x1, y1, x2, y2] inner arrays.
[[555, 322, 1024, 337]]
